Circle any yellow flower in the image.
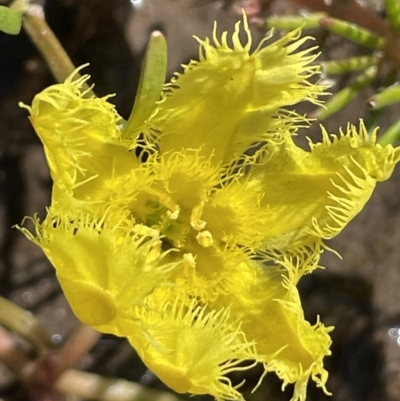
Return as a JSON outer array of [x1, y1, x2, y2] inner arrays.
[[20, 14, 400, 401]]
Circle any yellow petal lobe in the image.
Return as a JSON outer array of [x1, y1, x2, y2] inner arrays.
[[152, 20, 324, 164], [129, 297, 259, 401]]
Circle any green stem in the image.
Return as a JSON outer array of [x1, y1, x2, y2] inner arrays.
[[0, 296, 53, 351], [15, 1, 94, 94], [22, 3, 75, 83]]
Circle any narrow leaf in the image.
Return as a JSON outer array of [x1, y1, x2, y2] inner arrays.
[[385, 0, 400, 31], [314, 66, 377, 121], [379, 118, 400, 146], [266, 13, 327, 30], [368, 83, 400, 109], [319, 17, 385, 49], [0, 296, 54, 351], [123, 31, 167, 140], [322, 55, 378, 75]]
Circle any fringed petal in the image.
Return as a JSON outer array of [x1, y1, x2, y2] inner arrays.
[[128, 295, 260, 401], [151, 16, 325, 165], [211, 260, 333, 401], [250, 121, 399, 259], [19, 210, 180, 335], [26, 69, 140, 215]]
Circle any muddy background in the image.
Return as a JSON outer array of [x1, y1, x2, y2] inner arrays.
[[1, 0, 400, 400]]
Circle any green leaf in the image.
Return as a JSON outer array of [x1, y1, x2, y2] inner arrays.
[[385, 0, 400, 31], [315, 66, 377, 121], [321, 55, 378, 75], [378, 118, 400, 146], [266, 12, 327, 30], [0, 6, 22, 35], [319, 17, 385, 49], [123, 30, 167, 140], [368, 83, 400, 109]]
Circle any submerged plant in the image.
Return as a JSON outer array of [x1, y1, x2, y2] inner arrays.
[[19, 14, 400, 401]]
